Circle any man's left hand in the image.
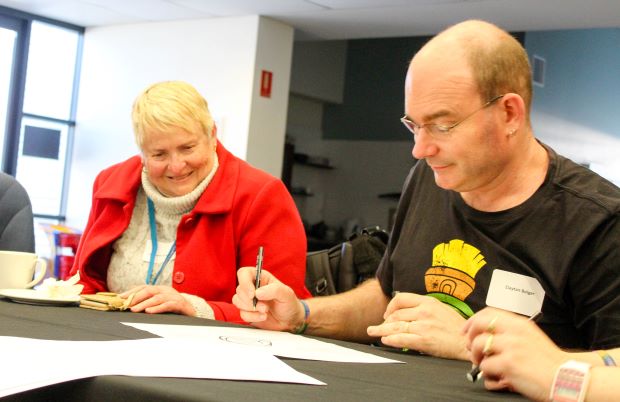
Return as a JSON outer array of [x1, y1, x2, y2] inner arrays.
[[367, 292, 469, 360]]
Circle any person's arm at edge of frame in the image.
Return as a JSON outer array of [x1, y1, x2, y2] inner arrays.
[[464, 309, 620, 402], [585, 365, 620, 402], [544, 348, 620, 402]]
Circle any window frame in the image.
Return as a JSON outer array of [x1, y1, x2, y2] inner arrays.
[[0, 6, 84, 221]]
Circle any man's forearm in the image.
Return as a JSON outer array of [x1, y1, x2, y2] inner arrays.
[[304, 279, 389, 343]]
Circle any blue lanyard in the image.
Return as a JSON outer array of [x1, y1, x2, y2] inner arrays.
[[146, 197, 177, 285]]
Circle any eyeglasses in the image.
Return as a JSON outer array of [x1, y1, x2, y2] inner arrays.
[[400, 94, 504, 139]]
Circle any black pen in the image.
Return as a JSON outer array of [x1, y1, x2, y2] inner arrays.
[[253, 246, 264, 309], [467, 311, 542, 382]]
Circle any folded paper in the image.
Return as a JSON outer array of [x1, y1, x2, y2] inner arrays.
[[80, 292, 135, 311]]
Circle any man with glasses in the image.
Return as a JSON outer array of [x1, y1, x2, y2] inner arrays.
[[233, 20, 620, 360]]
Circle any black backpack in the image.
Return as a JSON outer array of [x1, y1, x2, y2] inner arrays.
[[305, 226, 389, 296]]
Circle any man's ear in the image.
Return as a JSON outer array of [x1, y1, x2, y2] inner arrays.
[[501, 93, 525, 134]]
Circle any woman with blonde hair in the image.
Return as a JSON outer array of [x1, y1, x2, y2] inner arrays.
[[71, 81, 309, 322]]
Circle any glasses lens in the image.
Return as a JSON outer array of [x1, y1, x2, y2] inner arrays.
[[401, 117, 416, 134]]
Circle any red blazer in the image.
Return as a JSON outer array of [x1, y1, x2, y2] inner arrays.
[[71, 142, 310, 322]]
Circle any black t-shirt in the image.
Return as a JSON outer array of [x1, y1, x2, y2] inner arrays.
[[377, 144, 620, 350]]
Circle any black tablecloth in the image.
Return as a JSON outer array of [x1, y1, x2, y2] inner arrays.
[[0, 300, 525, 401]]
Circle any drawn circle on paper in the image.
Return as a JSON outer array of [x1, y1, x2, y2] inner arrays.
[[219, 335, 272, 347]]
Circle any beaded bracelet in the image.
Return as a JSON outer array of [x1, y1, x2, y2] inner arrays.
[[597, 350, 617, 366], [294, 299, 310, 335]]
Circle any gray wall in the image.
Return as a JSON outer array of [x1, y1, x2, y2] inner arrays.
[[525, 28, 620, 138]]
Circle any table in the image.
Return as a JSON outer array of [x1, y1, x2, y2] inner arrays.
[[0, 300, 525, 401]]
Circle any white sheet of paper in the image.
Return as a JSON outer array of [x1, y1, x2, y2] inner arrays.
[[0, 335, 323, 398], [0, 336, 101, 398], [123, 322, 403, 364], [101, 337, 323, 384]]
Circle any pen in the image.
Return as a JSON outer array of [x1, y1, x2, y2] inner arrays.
[[253, 246, 264, 309], [467, 311, 542, 382]]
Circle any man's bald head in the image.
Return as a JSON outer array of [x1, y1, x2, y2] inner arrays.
[[411, 20, 532, 118]]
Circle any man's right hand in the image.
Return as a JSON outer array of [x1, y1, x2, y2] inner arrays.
[[233, 266, 306, 332]]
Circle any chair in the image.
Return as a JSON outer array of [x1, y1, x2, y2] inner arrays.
[[0, 172, 35, 252]]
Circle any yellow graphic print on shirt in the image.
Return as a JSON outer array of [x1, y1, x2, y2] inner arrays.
[[424, 239, 486, 318]]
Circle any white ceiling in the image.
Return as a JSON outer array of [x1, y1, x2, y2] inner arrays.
[[0, 0, 619, 40]]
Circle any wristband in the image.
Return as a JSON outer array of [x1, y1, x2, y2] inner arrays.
[[597, 350, 617, 366], [550, 360, 591, 402], [294, 299, 310, 335]]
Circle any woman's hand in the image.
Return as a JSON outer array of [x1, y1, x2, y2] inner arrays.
[[120, 285, 196, 316], [232, 266, 305, 332], [462, 308, 568, 402]]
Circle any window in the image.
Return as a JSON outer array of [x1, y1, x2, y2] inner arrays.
[[0, 7, 83, 221]]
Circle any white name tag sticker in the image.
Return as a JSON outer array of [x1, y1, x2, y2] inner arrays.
[[486, 269, 544, 316]]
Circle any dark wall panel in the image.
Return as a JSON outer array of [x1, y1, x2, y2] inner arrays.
[[322, 32, 524, 142], [322, 36, 430, 141]]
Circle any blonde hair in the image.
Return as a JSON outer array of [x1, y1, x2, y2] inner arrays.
[[132, 81, 214, 148]]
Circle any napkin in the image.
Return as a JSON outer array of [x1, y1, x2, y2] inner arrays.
[[37, 273, 84, 298]]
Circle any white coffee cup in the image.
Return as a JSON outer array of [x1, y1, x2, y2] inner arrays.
[[0, 250, 48, 289]]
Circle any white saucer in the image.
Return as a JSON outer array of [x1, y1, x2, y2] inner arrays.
[[0, 288, 81, 306]]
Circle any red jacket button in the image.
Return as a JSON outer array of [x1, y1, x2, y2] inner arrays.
[[173, 271, 185, 284]]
